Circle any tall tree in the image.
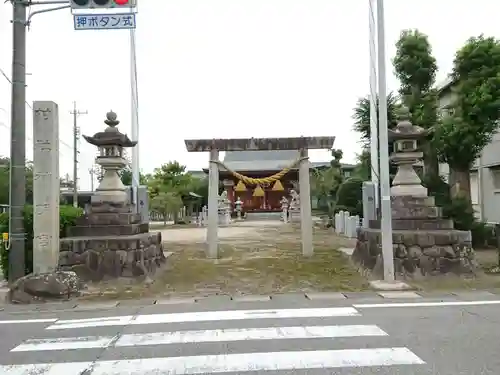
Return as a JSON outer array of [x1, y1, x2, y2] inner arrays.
[[352, 93, 400, 147], [393, 29, 439, 179], [434, 35, 500, 202], [148, 161, 194, 197], [352, 94, 400, 180]]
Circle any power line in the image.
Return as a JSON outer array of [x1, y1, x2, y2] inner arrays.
[[0, 65, 75, 152]]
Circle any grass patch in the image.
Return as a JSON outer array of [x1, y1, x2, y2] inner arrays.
[[81, 227, 368, 300]]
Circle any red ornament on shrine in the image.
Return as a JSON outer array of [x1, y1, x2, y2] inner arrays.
[[114, 0, 129, 5]]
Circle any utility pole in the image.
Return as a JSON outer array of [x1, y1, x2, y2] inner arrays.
[[88, 167, 96, 191], [368, 0, 379, 214], [7, 0, 77, 282], [8, 0, 27, 282], [376, 0, 395, 282], [70, 102, 87, 208]]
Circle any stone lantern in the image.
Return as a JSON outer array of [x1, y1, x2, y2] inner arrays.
[[234, 197, 243, 220], [352, 105, 477, 280], [60, 111, 166, 282], [388, 106, 429, 197], [82, 111, 137, 205]]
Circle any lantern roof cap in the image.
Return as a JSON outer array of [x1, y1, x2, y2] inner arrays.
[[82, 111, 137, 148]]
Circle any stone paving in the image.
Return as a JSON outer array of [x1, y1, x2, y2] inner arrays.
[[158, 220, 286, 243]]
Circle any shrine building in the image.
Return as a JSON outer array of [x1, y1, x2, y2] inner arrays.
[[202, 150, 355, 213]]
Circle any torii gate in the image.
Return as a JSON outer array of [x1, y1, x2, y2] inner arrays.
[[184, 136, 335, 258]]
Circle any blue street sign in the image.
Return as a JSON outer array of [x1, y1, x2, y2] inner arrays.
[[73, 13, 136, 30]]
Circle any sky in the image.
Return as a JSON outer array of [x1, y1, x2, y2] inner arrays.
[[1, 0, 499, 190]]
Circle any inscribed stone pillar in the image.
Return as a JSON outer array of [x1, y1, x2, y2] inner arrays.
[[299, 148, 313, 256], [32, 101, 60, 273], [207, 148, 219, 258], [362, 181, 376, 228]]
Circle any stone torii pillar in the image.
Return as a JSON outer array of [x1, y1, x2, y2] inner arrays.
[[207, 147, 219, 258], [299, 148, 313, 256]]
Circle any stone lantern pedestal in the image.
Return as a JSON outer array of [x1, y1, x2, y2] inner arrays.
[[352, 107, 477, 279], [59, 112, 166, 281]]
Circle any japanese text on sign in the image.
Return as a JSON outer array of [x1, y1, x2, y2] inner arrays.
[[73, 13, 136, 30]]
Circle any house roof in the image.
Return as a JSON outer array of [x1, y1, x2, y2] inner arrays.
[[217, 150, 357, 172], [221, 150, 305, 171], [436, 77, 454, 95]]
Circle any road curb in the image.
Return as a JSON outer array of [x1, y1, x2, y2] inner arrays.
[[1, 289, 500, 312]]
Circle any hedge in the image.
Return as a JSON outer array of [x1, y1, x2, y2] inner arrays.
[[0, 205, 83, 280]]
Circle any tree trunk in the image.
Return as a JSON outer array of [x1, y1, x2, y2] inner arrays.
[[423, 143, 439, 179], [449, 167, 472, 203]]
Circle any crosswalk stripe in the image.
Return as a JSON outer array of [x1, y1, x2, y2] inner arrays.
[[0, 348, 425, 374], [11, 335, 116, 352], [0, 318, 58, 324], [46, 307, 360, 330], [11, 324, 387, 352]]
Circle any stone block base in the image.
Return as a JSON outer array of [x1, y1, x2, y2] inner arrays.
[[59, 232, 166, 282], [352, 228, 478, 279]]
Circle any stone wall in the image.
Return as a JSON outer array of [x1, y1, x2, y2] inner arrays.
[[59, 231, 165, 281], [353, 228, 477, 279]]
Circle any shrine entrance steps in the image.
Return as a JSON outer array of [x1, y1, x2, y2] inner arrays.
[[245, 212, 282, 221]]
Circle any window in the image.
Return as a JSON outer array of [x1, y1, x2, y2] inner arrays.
[[490, 167, 500, 190]]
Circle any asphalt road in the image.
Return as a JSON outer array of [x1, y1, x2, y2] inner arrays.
[[0, 296, 499, 374]]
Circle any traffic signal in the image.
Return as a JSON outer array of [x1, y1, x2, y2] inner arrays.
[[70, 0, 137, 9]]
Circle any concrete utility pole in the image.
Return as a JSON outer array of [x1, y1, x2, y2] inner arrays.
[[70, 102, 87, 208], [9, 0, 28, 282], [376, 0, 395, 281], [368, 0, 379, 213], [89, 167, 96, 191]]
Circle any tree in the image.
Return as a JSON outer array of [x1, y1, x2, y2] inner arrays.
[[352, 93, 400, 147], [335, 177, 364, 217], [148, 161, 195, 198], [188, 176, 209, 206], [0, 157, 33, 205], [310, 149, 345, 217], [352, 94, 400, 181], [393, 29, 439, 179], [352, 149, 371, 181], [150, 191, 184, 224], [119, 169, 149, 186], [434, 35, 500, 202]]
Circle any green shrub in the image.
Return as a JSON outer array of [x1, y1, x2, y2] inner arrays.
[[335, 177, 364, 217], [470, 221, 496, 248], [0, 205, 83, 280]]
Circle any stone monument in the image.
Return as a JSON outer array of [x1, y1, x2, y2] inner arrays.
[[280, 196, 289, 223], [32, 101, 60, 274], [352, 107, 476, 278], [218, 191, 231, 226], [235, 197, 243, 220], [59, 111, 166, 281], [289, 189, 301, 222]]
